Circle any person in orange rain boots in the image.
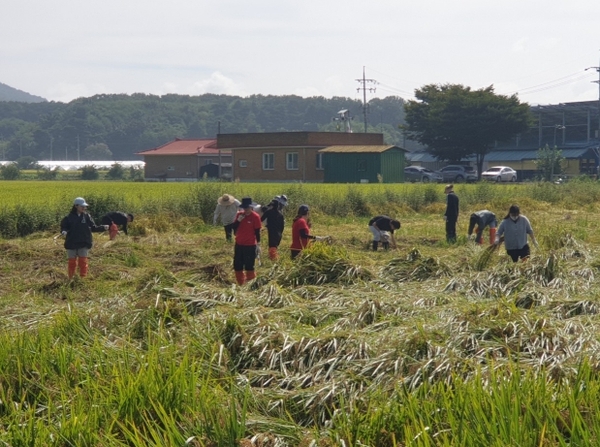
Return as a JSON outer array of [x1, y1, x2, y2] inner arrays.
[[101, 212, 134, 241], [260, 195, 287, 260], [467, 210, 497, 245], [60, 197, 108, 279], [231, 197, 262, 285]]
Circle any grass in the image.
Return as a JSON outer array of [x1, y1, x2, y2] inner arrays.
[[3, 180, 600, 445]]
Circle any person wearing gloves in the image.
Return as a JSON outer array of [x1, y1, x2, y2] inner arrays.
[[444, 184, 459, 243], [231, 197, 262, 285], [495, 204, 539, 262], [260, 194, 287, 260], [467, 210, 497, 245], [60, 197, 108, 279], [368, 215, 401, 251], [290, 205, 327, 259], [101, 211, 134, 240], [213, 194, 241, 241]]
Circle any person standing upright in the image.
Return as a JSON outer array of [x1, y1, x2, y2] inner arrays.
[[60, 197, 108, 279], [213, 194, 241, 242], [231, 197, 262, 285], [444, 184, 459, 243], [261, 195, 287, 260]]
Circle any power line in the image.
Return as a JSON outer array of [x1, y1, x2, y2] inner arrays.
[[356, 67, 377, 133]]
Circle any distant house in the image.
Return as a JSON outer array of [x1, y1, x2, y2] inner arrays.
[[218, 131, 385, 182], [136, 139, 232, 181], [319, 145, 407, 183]]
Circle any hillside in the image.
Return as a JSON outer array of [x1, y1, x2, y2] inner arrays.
[[0, 82, 47, 103]]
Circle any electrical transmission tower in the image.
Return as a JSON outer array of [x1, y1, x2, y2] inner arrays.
[[356, 66, 377, 133]]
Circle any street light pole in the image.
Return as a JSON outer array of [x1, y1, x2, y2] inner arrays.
[[553, 124, 565, 147]]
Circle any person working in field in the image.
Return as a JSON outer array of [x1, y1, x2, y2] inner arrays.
[[368, 215, 400, 251], [444, 184, 459, 243], [60, 197, 108, 279], [290, 205, 328, 259], [231, 197, 262, 285], [467, 210, 497, 245], [101, 211, 134, 240], [213, 194, 241, 242], [260, 194, 288, 260], [494, 204, 539, 262]]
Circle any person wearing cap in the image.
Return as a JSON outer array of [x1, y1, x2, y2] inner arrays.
[[444, 184, 459, 243], [467, 210, 497, 245], [60, 197, 108, 279], [260, 195, 287, 260], [101, 211, 134, 240], [213, 194, 241, 241], [495, 205, 538, 262], [368, 215, 401, 251], [290, 205, 327, 259], [231, 197, 262, 285]]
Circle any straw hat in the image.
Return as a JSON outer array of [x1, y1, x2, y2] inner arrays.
[[218, 194, 236, 205]]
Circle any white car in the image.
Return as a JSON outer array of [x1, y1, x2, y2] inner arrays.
[[481, 166, 517, 182]]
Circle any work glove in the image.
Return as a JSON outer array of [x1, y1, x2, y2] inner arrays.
[[61, 231, 67, 236], [256, 246, 261, 257], [103, 225, 109, 230], [237, 214, 245, 222]]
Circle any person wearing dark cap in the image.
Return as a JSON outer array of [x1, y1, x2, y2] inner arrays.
[[101, 211, 134, 240], [467, 210, 497, 245], [368, 215, 400, 251], [444, 184, 459, 243], [260, 195, 287, 260], [213, 194, 241, 241], [495, 205, 539, 262], [290, 205, 327, 259], [61, 197, 108, 279], [231, 197, 262, 285]]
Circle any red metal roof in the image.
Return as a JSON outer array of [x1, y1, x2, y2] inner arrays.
[[136, 138, 230, 156]]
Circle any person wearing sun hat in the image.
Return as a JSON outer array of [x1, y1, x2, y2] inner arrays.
[[260, 194, 288, 260], [213, 193, 241, 241], [60, 197, 108, 279], [231, 197, 262, 285]]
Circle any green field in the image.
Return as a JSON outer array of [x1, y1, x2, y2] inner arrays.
[[2, 179, 600, 445]]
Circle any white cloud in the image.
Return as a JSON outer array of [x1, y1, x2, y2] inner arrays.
[[190, 72, 246, 96]]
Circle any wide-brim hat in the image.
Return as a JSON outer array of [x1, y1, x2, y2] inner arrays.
[[218, 194, 236, 205]]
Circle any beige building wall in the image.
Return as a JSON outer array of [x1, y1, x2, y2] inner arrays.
[[233, 147, 324, 182], [144, 154, 232, 179]]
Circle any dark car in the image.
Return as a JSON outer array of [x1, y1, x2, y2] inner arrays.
[[404, 166, 443, 183], [439, 165, 478, 183]]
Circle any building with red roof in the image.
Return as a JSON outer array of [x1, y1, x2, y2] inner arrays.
[[136, 138, 232, 181]]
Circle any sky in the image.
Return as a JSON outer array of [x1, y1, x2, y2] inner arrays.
[[2, 0, 600, 106]]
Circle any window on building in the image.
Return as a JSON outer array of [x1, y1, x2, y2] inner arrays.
[[357, 159, 367, 172], [205, 159, 212, 165], [262, 153, 274, 170], [167, 166, 175, 171], [316, 153, 324, 170], [239, 159, 247, 168], [286, 152, 299, 170]]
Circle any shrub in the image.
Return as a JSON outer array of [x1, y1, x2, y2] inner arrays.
[[105, 163, 125, 180], [37, 167, 59, 180], [80, 165, 99, 180], [0, 163, 20, 180]]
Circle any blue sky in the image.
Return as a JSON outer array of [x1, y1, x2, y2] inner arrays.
[[2, 0, 599, 105]]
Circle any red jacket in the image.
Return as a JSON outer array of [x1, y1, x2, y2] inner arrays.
[[234, 211, 261, 246]]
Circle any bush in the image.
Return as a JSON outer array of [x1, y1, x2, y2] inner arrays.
[[105, 163, 125, 180], [0, 163, 20, 180], [37, 167, 59, 180], [80, 165, 99, 180]]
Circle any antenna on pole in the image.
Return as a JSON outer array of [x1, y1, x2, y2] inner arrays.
[[356, 66, 377, 133], [333, 109, 353, 133]]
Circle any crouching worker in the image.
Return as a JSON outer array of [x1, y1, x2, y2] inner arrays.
[[261, 195, 287, 260], [495, 204, 539, 262], [468, 210, 497, 245], [61, 197, 108, 279], [232, 197, 262, 285], [368, 215, 400, 251], [101, 211, 134, 240]]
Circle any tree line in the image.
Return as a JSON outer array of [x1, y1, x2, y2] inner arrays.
[[0, 94, 411, 161]]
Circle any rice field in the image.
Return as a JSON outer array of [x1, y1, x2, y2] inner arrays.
[[2, 179, 600, 445]]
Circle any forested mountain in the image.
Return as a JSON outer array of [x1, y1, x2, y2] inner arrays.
[[0, 93, 414, 161], [0, 82, 47, 103]]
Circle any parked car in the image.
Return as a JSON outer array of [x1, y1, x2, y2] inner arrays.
[[481, 166, 517, 182], [404, 166, 443, 183], [439, 165, 478, 183]]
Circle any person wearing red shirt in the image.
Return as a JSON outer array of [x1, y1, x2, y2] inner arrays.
[[232, 197, 262, 285], [291, 204, 325, 260]]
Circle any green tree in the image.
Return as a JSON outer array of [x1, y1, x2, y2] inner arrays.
[[15, 155, 39, 169], [37, 167, 59, 180], [80, 165, 99, 180], [403, 84, 532, 177], [105, 163, 125, 180], [84, 143, 113, 161], [536, 144, 564, 181], [0, 163, 20, 180]]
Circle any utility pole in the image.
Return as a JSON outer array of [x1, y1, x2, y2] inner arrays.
[[50, 136, 53, 161], [356, 66, 377, 133], [586, 57, 600, 140]]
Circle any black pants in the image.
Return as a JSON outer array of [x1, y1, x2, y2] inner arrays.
[[234, 244, 256, 271], [446, 220, 457, 243], [506, 244, 530, 262], [224, 223, 236, 241], [267, 230, 282, 248]]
